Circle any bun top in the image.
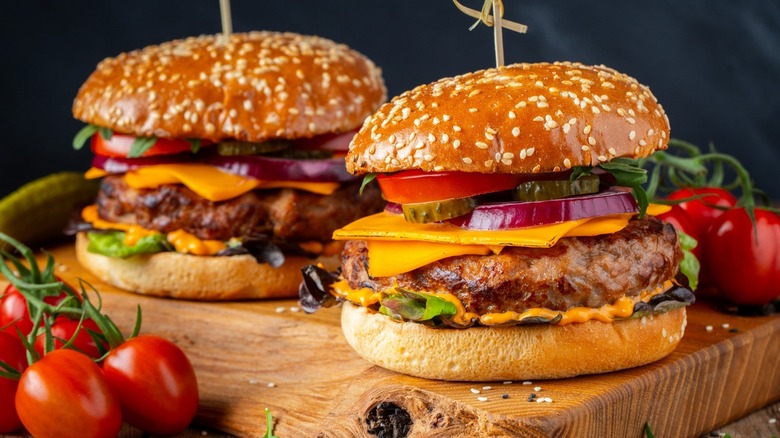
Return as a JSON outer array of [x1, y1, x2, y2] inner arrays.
[[73, 32, 386, 142], [347, 62, 669, 175]]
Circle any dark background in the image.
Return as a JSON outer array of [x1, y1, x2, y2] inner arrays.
[[1, 0, 778, 198]]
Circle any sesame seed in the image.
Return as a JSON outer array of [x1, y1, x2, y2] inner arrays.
[[512, 127, 521, 137], [428, 134, 436, 142], [520, 149, 527, 160], [476, 141, 489, 149], [629, 131, 636, 141], [563, 123, 571, 134], [290, 306, 300, 312], [584, 125, 592, 134], [544, 397, 553, 403], [509, 111, 516, 119], [722, 323, 730, 329], [769, 418, 777, 424], [453, 125, 462, 132], [484, 132, 495, 141], [608, 148, 617, 156], [484, 159, 494, 168], [388, 134, 396, 143], [535, 80, 544, 87], [526, 147, 535, 156], [537, 102, 549, 108], [516, 101, 527, 108], [581, 145, 590, 151], [267, 382, 276, 388], [536, 398, 545, 403], [532, 164, 541, 173], [433, 117, 440, 125], [569, 118, 577, 125], [413, 119, 421, 127], [409, 132, 417, 141], [639, 139, 647, 147], [275, 307, 286, 313], [588, 137, 596, 146], [627, 117, 636, 124], [503, 381, 513, 385], [477, 396, 488, 402], [469, 108, 478, 113], [462, 156, 471, 164], [482, 386, 492, 391], [563, 158, 572, 169], [443, 114, 451, 121], [534, 386, 542, 392], [522, 381, 532, 385], [597, 155, 608, 162], [441, 133, 449, 143], [453, 140, 461, 149], [486, 127, 497, 135]]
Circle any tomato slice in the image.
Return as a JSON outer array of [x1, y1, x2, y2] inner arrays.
[[91, 133, 196, 158], [376, 170, 568, 204]]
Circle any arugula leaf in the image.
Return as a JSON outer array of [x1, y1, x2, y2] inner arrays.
[[596, 159, 650, 217], [187, 138, 202, 154], [677, 230, 700, 290], [379, 289, 457, 322], [86, 231, 169, 258], [644, 422, 655, 438], [96, 126, 113, 140], [360, 174, 378, 195], [73, 125, 113, 150], [72, 125, 98, 150], [128, 137, 158, 158]]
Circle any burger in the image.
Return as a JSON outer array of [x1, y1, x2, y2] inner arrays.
[[299, 62, 695, 381], [70, 32, 386, 300]]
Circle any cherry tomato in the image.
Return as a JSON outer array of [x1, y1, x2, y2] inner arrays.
[[0, 332, 27, 433], [657, 205, 702, 260], [667, 187, 738, 234], [0, 284, 72, 336], [102, 335, 199, 434], [704, 208, 780, 305], [33, 317, 106, 359], [376, 170, 547, 204], [16, 349, 122, 438], [92, 132, 195, 158], [294, 129, 358, 152]]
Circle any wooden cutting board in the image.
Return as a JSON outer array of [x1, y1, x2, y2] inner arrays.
[[6, 244, 780, 437]]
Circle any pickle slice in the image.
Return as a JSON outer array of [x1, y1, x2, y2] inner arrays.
[[402, 197, 477, 223], [513, 174, 600, 202], [216, 140, 290, 156]]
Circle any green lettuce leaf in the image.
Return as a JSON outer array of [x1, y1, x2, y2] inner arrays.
[[379, 289, 457, 322], [86, 231, 169, 258], [677, 230, 700, 291]]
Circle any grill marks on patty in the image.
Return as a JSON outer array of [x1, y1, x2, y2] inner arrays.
[[342, 217, 682, 315], [96, 176, 385, 242]]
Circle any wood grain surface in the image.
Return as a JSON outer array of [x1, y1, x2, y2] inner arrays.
[[2, 244, 779, 437]]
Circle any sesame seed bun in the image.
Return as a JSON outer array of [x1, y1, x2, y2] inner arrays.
[[73, 31, 386, 142], [341, 301, 687, 381], [76, 232, 340, 300], [346, 62, 669, 175]]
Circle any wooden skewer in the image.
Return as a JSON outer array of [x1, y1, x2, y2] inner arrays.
[[219, 0, 233, 43], [492, 0, 504, 67]]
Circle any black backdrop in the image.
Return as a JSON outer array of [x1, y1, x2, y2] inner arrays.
[[1, 0, 778, 198]]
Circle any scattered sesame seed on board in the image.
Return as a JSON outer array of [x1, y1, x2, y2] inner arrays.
[[534, 386, 542, 392], [470, 388, 481, 394], [482, 386, 492, 391], [722, 323, 730, 329], [477, 396, 488, 402], [275, 307, 285, 313], [706, 325, 714, 332], [523, 381, 533, 385]]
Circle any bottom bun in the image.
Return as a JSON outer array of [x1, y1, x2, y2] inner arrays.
[[341, 301, 687, 381], [75, 232, 339, 300]]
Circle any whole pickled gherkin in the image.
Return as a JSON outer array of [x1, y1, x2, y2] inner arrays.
[[402, 197, 477, 223], [216, 140, 290, 156], [0, 172, 100, 251], [514, 175, 600, 202]]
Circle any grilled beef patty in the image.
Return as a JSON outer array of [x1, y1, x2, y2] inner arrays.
[[341, 216, 682, 314], [96, 176, 385, 242]]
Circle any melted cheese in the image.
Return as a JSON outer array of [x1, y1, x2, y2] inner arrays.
[[337, 204, 673, 277], [332, 280, 672, 327], [167, 230, 226, 255], [85, 164, 340, 202]]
